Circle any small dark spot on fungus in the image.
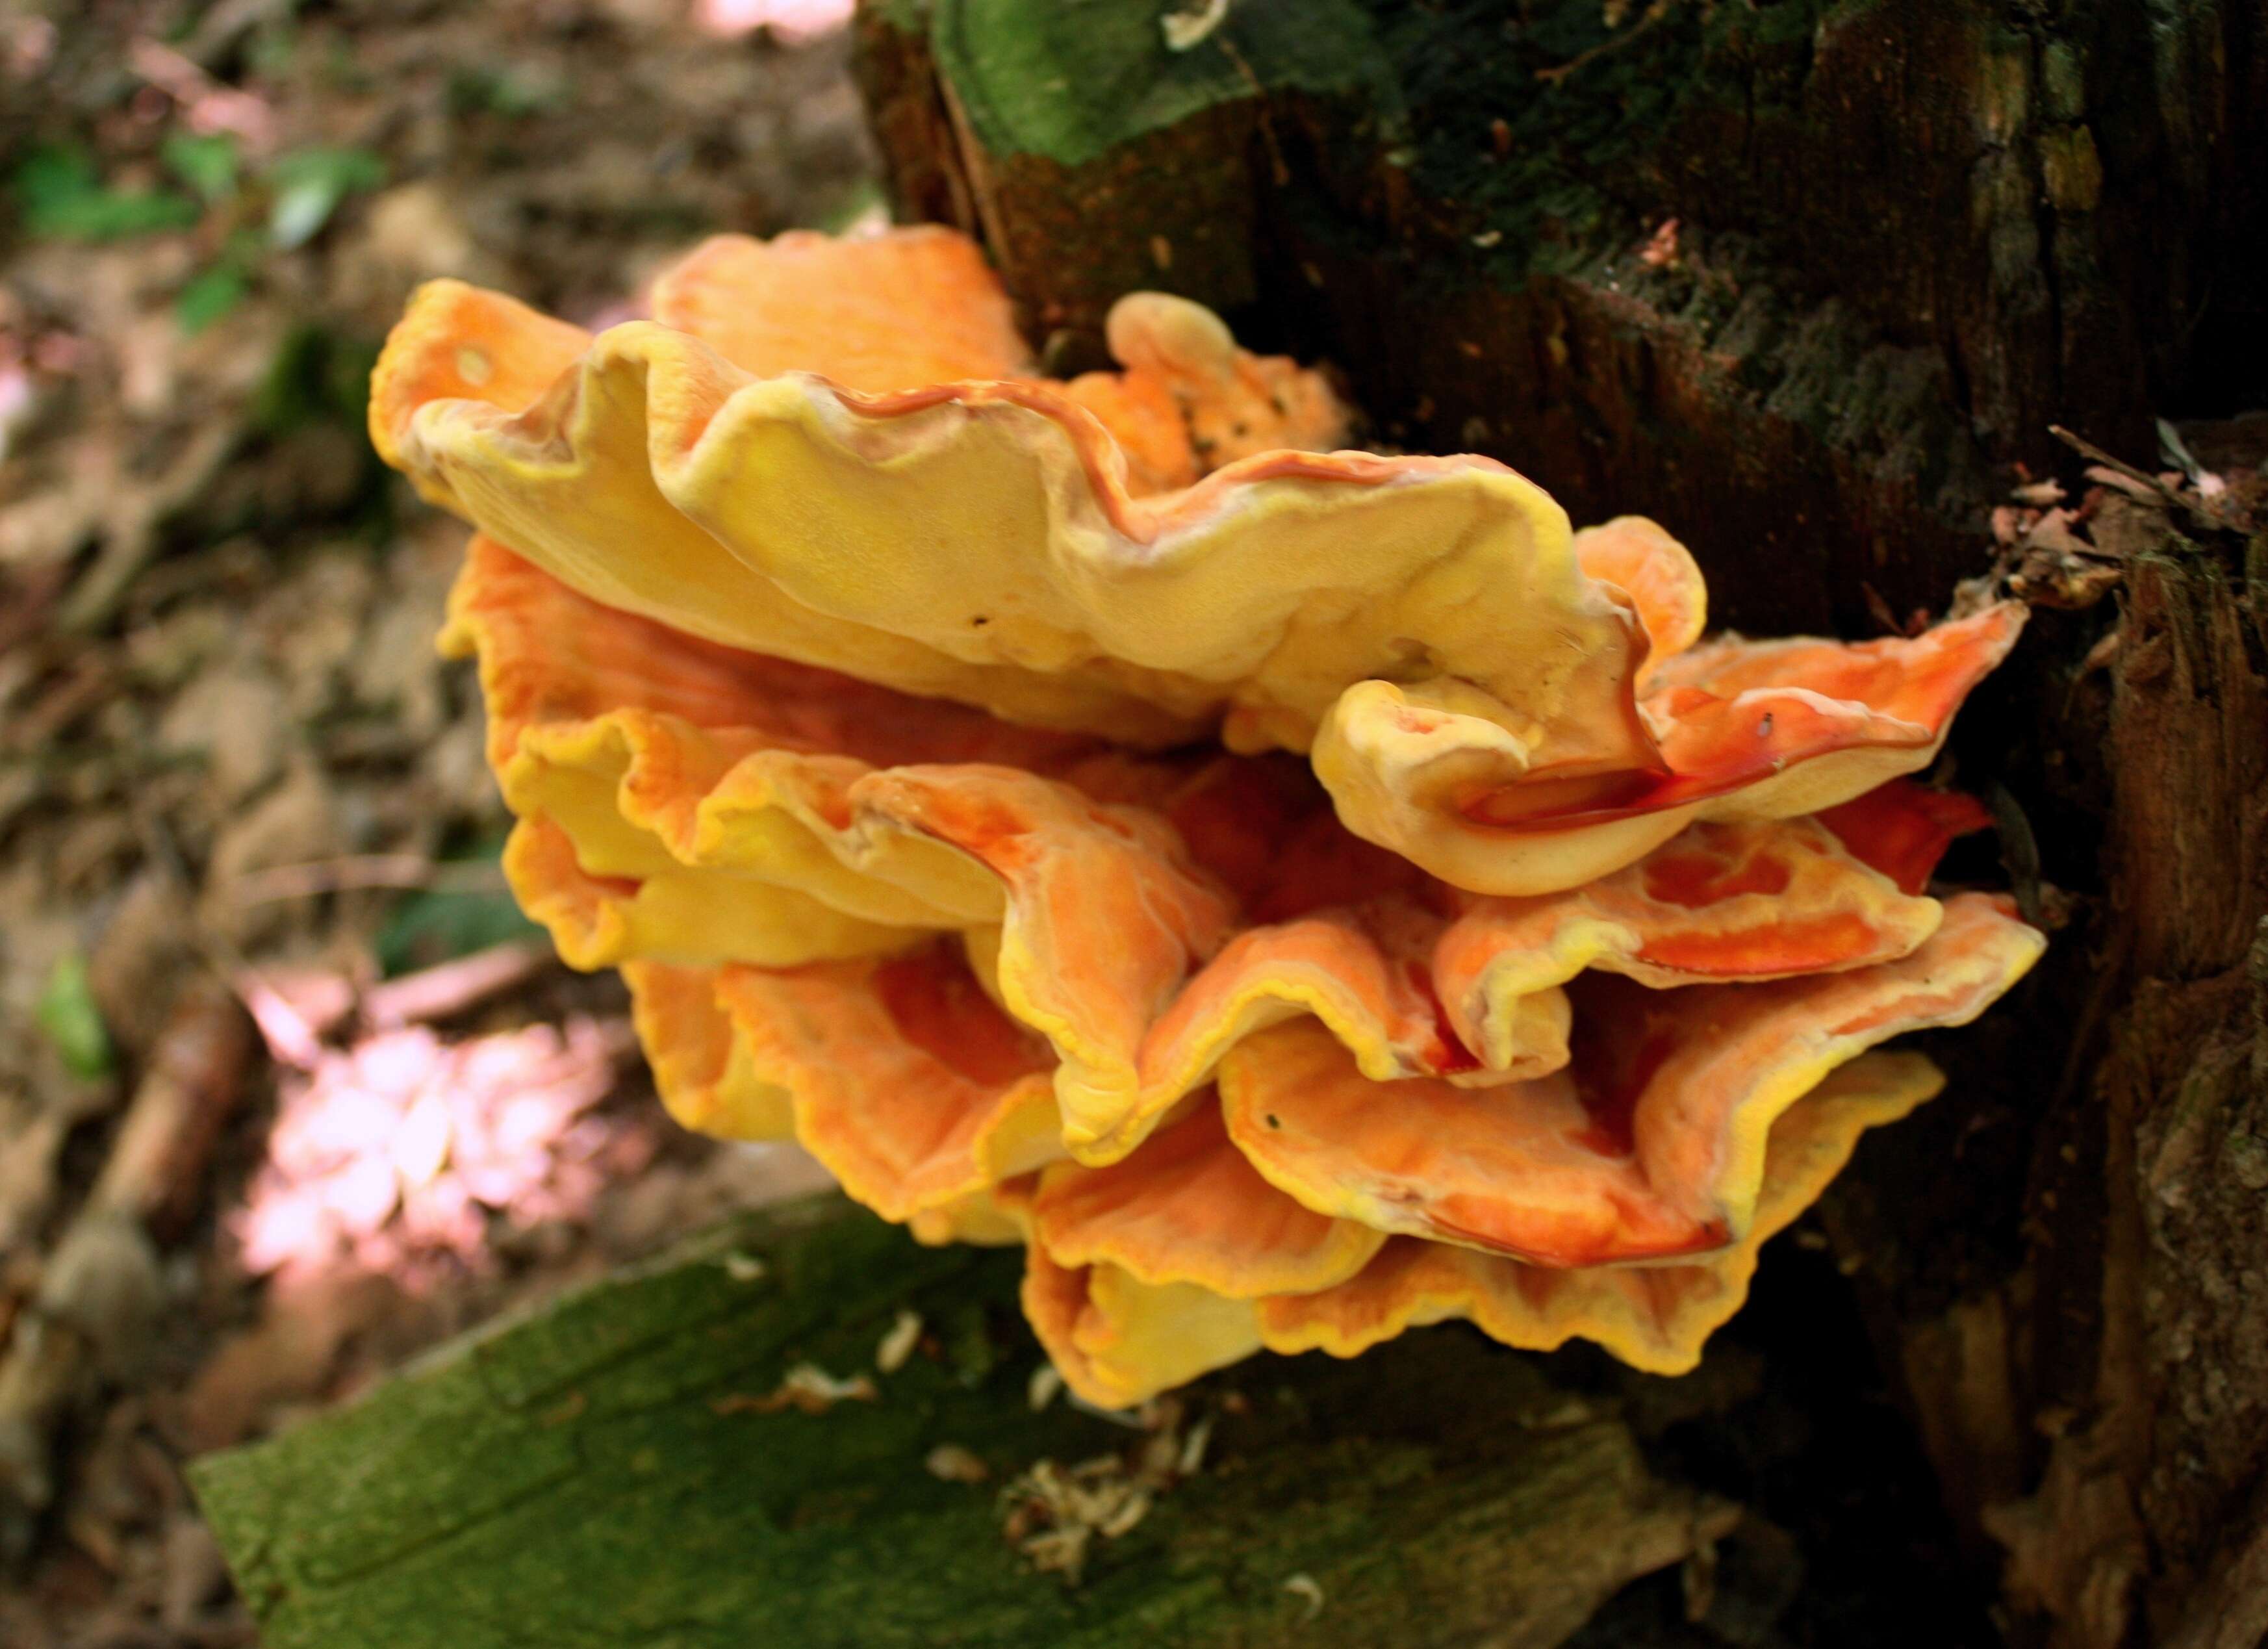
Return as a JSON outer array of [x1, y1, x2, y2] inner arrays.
[[1266, 1114, 1281, 1129], [972, 615, 989, 626], [1759, 712, 1776, 736]]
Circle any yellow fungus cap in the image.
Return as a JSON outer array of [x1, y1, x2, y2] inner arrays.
[[370, 225, 2043, 1409]]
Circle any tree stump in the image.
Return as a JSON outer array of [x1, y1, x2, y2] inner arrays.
[[852, 5, 2268, 1643]]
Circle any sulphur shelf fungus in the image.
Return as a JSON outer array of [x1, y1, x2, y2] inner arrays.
[[373, 225, 2043, 1409]]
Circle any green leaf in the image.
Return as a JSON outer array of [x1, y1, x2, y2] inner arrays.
[[265, 146, 387, 249], [162, 131, 242, 203], [374, 839, 542, 977], [815, 176, 889, 235], [12, 144, 200, 242], [36, 952, 116, 1082], [177, 262, 251, 333], [374, 888, 543, 977], [2157, 416, 2204, 483]]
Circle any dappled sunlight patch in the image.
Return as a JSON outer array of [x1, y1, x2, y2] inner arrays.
[[235, 1015, 637, 1286]]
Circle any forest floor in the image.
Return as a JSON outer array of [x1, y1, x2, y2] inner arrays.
[[0, 3, 869, 1643]]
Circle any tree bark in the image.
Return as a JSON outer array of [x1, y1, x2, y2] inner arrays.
[[1978, 492, 2268, 1649]]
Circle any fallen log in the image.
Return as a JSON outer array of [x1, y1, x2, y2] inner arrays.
[[192, 1195, 1742, 1649]]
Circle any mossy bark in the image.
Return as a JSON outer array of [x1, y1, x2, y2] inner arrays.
[[852, 5, 2268, 1642], [858, 0, 1388, 345], [856, 0, 2262, 633], [190, 1197, 1736, 1649]]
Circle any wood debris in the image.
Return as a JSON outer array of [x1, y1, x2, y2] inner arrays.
[[233, 1013, 635, 1286], [1160, 0, 1230, 51], [997, 1394, 1221, 1585], [875, 1309, 922, 1374], [999, 1459, 1149, 1583], [358, 940, 557, 1029], [1991, 473, 2128, 612], [924, 1443, 990, 1484], [1281, 1572, 1325, 1620], [715, 1362, 880, 1416]]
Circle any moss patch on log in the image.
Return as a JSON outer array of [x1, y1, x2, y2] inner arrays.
[[930, 0, 1387, 170], [191, 1195, 1736, 1649]]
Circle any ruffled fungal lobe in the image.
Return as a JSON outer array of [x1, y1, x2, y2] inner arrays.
[[374, 225, 2043, 1409]]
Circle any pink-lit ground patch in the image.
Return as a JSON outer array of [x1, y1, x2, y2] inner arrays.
[[235, 1014, 646, 1286], [691, 0, 853, 42]]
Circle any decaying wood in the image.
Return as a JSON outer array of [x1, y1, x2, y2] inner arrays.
[[1991, 497, 2266, 1648], [192, 1196, 1742, 1649], [1839, 485, 2267, 1648], [234, 940, 561, 1064]]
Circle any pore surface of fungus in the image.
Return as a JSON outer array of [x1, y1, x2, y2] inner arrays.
[[377, 227, 2041, 1407]]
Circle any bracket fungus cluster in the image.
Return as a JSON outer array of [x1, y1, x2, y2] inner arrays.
[[372, 225, 2042, 1409]]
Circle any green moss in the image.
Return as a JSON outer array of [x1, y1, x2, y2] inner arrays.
[[929, 0, 1389, 168], [194, 1197, 1720, 1649]]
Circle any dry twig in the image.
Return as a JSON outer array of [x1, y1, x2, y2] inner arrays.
[[359, 941, 556, 1029], [0, 983, 250, 1544], [1537, 0, 1677, 83], [226, 854, 509, 905]]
